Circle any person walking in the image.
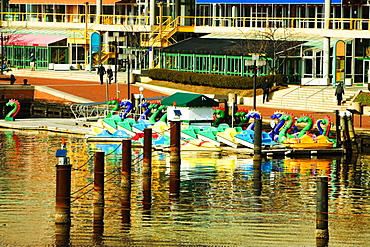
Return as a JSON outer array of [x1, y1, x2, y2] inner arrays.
[[106, 65, 113, 84], [335, 82, 345, 106], [30, 53, 36, 71], [97, 65, 106, 85], [261, 78, 272, 103]]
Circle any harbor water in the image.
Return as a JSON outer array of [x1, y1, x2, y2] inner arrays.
[[0, 129, 370, 246]]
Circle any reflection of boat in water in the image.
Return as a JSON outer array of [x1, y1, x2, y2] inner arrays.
[[284, 158, 331, 176]]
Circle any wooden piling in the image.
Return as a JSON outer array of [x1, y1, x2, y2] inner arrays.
[[121, 139, 132, 189], [143, 128, 152, 175], [254, 118, 262, 159], [335, 110, 342, 147], [316, 176, 329, 240], [169, 120, 181, 200], [121, 139, 132, 226], [170, 120, 181, 164], [341, 114, 352, 154], [55, 164, 72, 224], [94, 151, 105, 205]]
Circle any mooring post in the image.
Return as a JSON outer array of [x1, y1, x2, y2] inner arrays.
[[94, 151, 105, 205], [335, 110, 342, 147], [121, 139, 132, 188], [55, 138, 71, 224], [121, 139, 132, 226], [316, 176, 329, 240], [170, 120, 181, 164], [169, 120, 181, 200], [143, 128, 152, 175], [254, 118, 262, 159]]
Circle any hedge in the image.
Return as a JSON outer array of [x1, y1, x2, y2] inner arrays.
[[148, 69, 287, 89]]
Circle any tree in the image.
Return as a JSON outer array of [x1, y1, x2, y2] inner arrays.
[[231, 27, 303, 75]]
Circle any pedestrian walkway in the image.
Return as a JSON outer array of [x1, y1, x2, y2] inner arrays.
[[2, 68, 370, 132]]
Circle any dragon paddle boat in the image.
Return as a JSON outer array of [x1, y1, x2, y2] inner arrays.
[[275, 113, 336, 149]]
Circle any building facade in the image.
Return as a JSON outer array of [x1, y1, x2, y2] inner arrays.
[[1, 0, 369, 85]]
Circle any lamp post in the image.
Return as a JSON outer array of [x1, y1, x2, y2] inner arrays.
[[122, 53, 135, 100], [0, 32, 3, 75], [139, 86, 144, 116], [245, 54, 266, 110], [113, 35, 118, 99], [252, 56, 257, 110]]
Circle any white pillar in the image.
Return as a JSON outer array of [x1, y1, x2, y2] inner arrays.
[[324, 0, 331, 29], [323, 37, 330, 85], [149, 49, 154, 69], [96, 0, 102, 24], [150, 0, 156, 25]]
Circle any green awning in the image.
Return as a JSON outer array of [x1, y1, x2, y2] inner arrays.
[[161, 92, 219, 107]]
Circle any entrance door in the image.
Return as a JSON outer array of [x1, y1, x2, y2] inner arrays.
[[363, 60, 370, 85]]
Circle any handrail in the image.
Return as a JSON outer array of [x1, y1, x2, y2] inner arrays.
[[280, 78, 315, 109], [304, 84, 331, 110], [2, 12, 370, 31]]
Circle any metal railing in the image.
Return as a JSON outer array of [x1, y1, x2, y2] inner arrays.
[[280, 78, 315, 109], [304, 85, 331, 110], [3, 12, 370, 32]]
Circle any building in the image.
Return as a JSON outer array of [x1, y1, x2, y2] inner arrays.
[[0, 0, 369, 86]]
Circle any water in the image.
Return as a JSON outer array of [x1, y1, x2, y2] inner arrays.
[[0, 129, 370, 246]]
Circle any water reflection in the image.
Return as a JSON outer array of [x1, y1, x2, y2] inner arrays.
[[0, 131, 370, 246]]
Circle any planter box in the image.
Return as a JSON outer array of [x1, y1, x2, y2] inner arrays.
[[363, 106, 370, 116]]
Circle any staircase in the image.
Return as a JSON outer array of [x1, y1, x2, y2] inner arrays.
[[257, 85, 361, 112], [140, 17, 179, 48]]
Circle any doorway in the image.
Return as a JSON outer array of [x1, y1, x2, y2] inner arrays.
[[364, 60, 370, 85]]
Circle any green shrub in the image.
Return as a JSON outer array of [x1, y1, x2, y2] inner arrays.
[[148, 69, 287, 90]]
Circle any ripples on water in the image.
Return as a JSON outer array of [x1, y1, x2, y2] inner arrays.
[[0, 130, 370, 246]]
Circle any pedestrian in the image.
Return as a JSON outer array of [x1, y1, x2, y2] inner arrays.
[[335, 82, 345, 106], [106, 65, 113, 84], [97, 65, 106, 85], [30, 53, 36, 71], [261, 78, 272, 103]]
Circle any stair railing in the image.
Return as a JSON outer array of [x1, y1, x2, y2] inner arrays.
[[280, 78, 315, 109], [304, 85, 331, 110]]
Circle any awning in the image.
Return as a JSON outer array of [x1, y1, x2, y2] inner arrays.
[[7, 34, 67, 47], [161, 92, 219, 107], [10, 0, 116, 4], [161, 37, 304, 57]]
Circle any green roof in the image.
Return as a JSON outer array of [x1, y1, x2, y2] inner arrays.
[[161, 92, 219, 107]]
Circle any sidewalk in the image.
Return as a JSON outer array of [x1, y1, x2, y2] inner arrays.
[[2, 68, 370, 133]]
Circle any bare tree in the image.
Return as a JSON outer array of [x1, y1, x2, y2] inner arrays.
[[232, 27, 303, 74]]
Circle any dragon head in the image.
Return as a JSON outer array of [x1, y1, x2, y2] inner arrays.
[[270, 111, 284, 120], [296, 114, 313, 123], [246, 110, 261, 119]]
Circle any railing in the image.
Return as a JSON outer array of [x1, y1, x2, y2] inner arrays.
[[3, 12, 370, 32], [140, 17, 180, 47], [70, 101, 110, 121], [280, 78, 315, 109], [304, 85, 331, 110]]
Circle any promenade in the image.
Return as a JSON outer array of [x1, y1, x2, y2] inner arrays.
[[1, 68, 370, 134]]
